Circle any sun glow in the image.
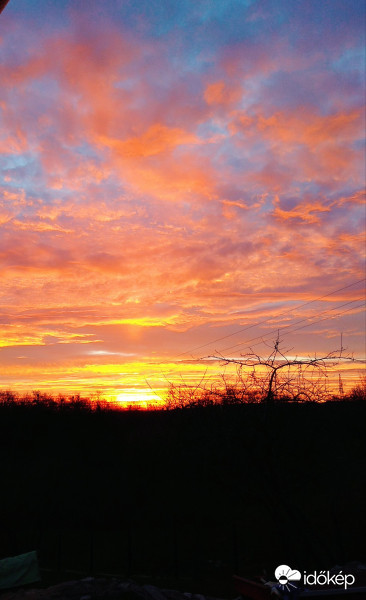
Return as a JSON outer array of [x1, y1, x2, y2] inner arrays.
[[115, 389, 164, 409]]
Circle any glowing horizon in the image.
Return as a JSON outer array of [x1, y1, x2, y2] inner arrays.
[[0, 0, 365, 401]]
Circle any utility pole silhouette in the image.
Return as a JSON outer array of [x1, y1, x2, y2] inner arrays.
[[338, 373, 344, 397]]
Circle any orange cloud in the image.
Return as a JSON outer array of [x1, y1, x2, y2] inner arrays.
[[273, 196, 331, 224], [335, 189, 365, 207], [256, 108, 362, 146], [229, 106, 364, 189], [204, 80, 242, 107], [105, 123, 199, 158], [94, 132, 215, 200]]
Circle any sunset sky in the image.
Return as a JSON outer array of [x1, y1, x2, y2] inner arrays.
[[0, 0, 365, 403]]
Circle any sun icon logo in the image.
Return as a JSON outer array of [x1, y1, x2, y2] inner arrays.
[[275, 565, 301, 592]]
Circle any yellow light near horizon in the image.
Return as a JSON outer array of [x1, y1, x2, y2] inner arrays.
[[115, 389, 164, 408]]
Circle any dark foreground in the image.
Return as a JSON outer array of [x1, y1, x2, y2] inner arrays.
[[0, 400, 365, 597], [0, 576, 225, 600]]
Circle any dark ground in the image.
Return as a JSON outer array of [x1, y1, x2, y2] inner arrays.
[[0, 400, 365, 597]]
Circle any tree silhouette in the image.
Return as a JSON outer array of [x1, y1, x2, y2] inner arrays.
[[209, 333, 358, 403]]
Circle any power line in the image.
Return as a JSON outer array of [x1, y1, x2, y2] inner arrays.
[[282, 302, 365, 346], [208, 301, 365, 359], [175, 278, 366, 359], [211, 297, 365, 356], [205, 301, 365, 360]]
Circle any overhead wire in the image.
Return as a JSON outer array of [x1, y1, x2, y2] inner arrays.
[[209, 297, 365, 357], [205, 301, 365, 361], [175, 278, 366, 359]]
